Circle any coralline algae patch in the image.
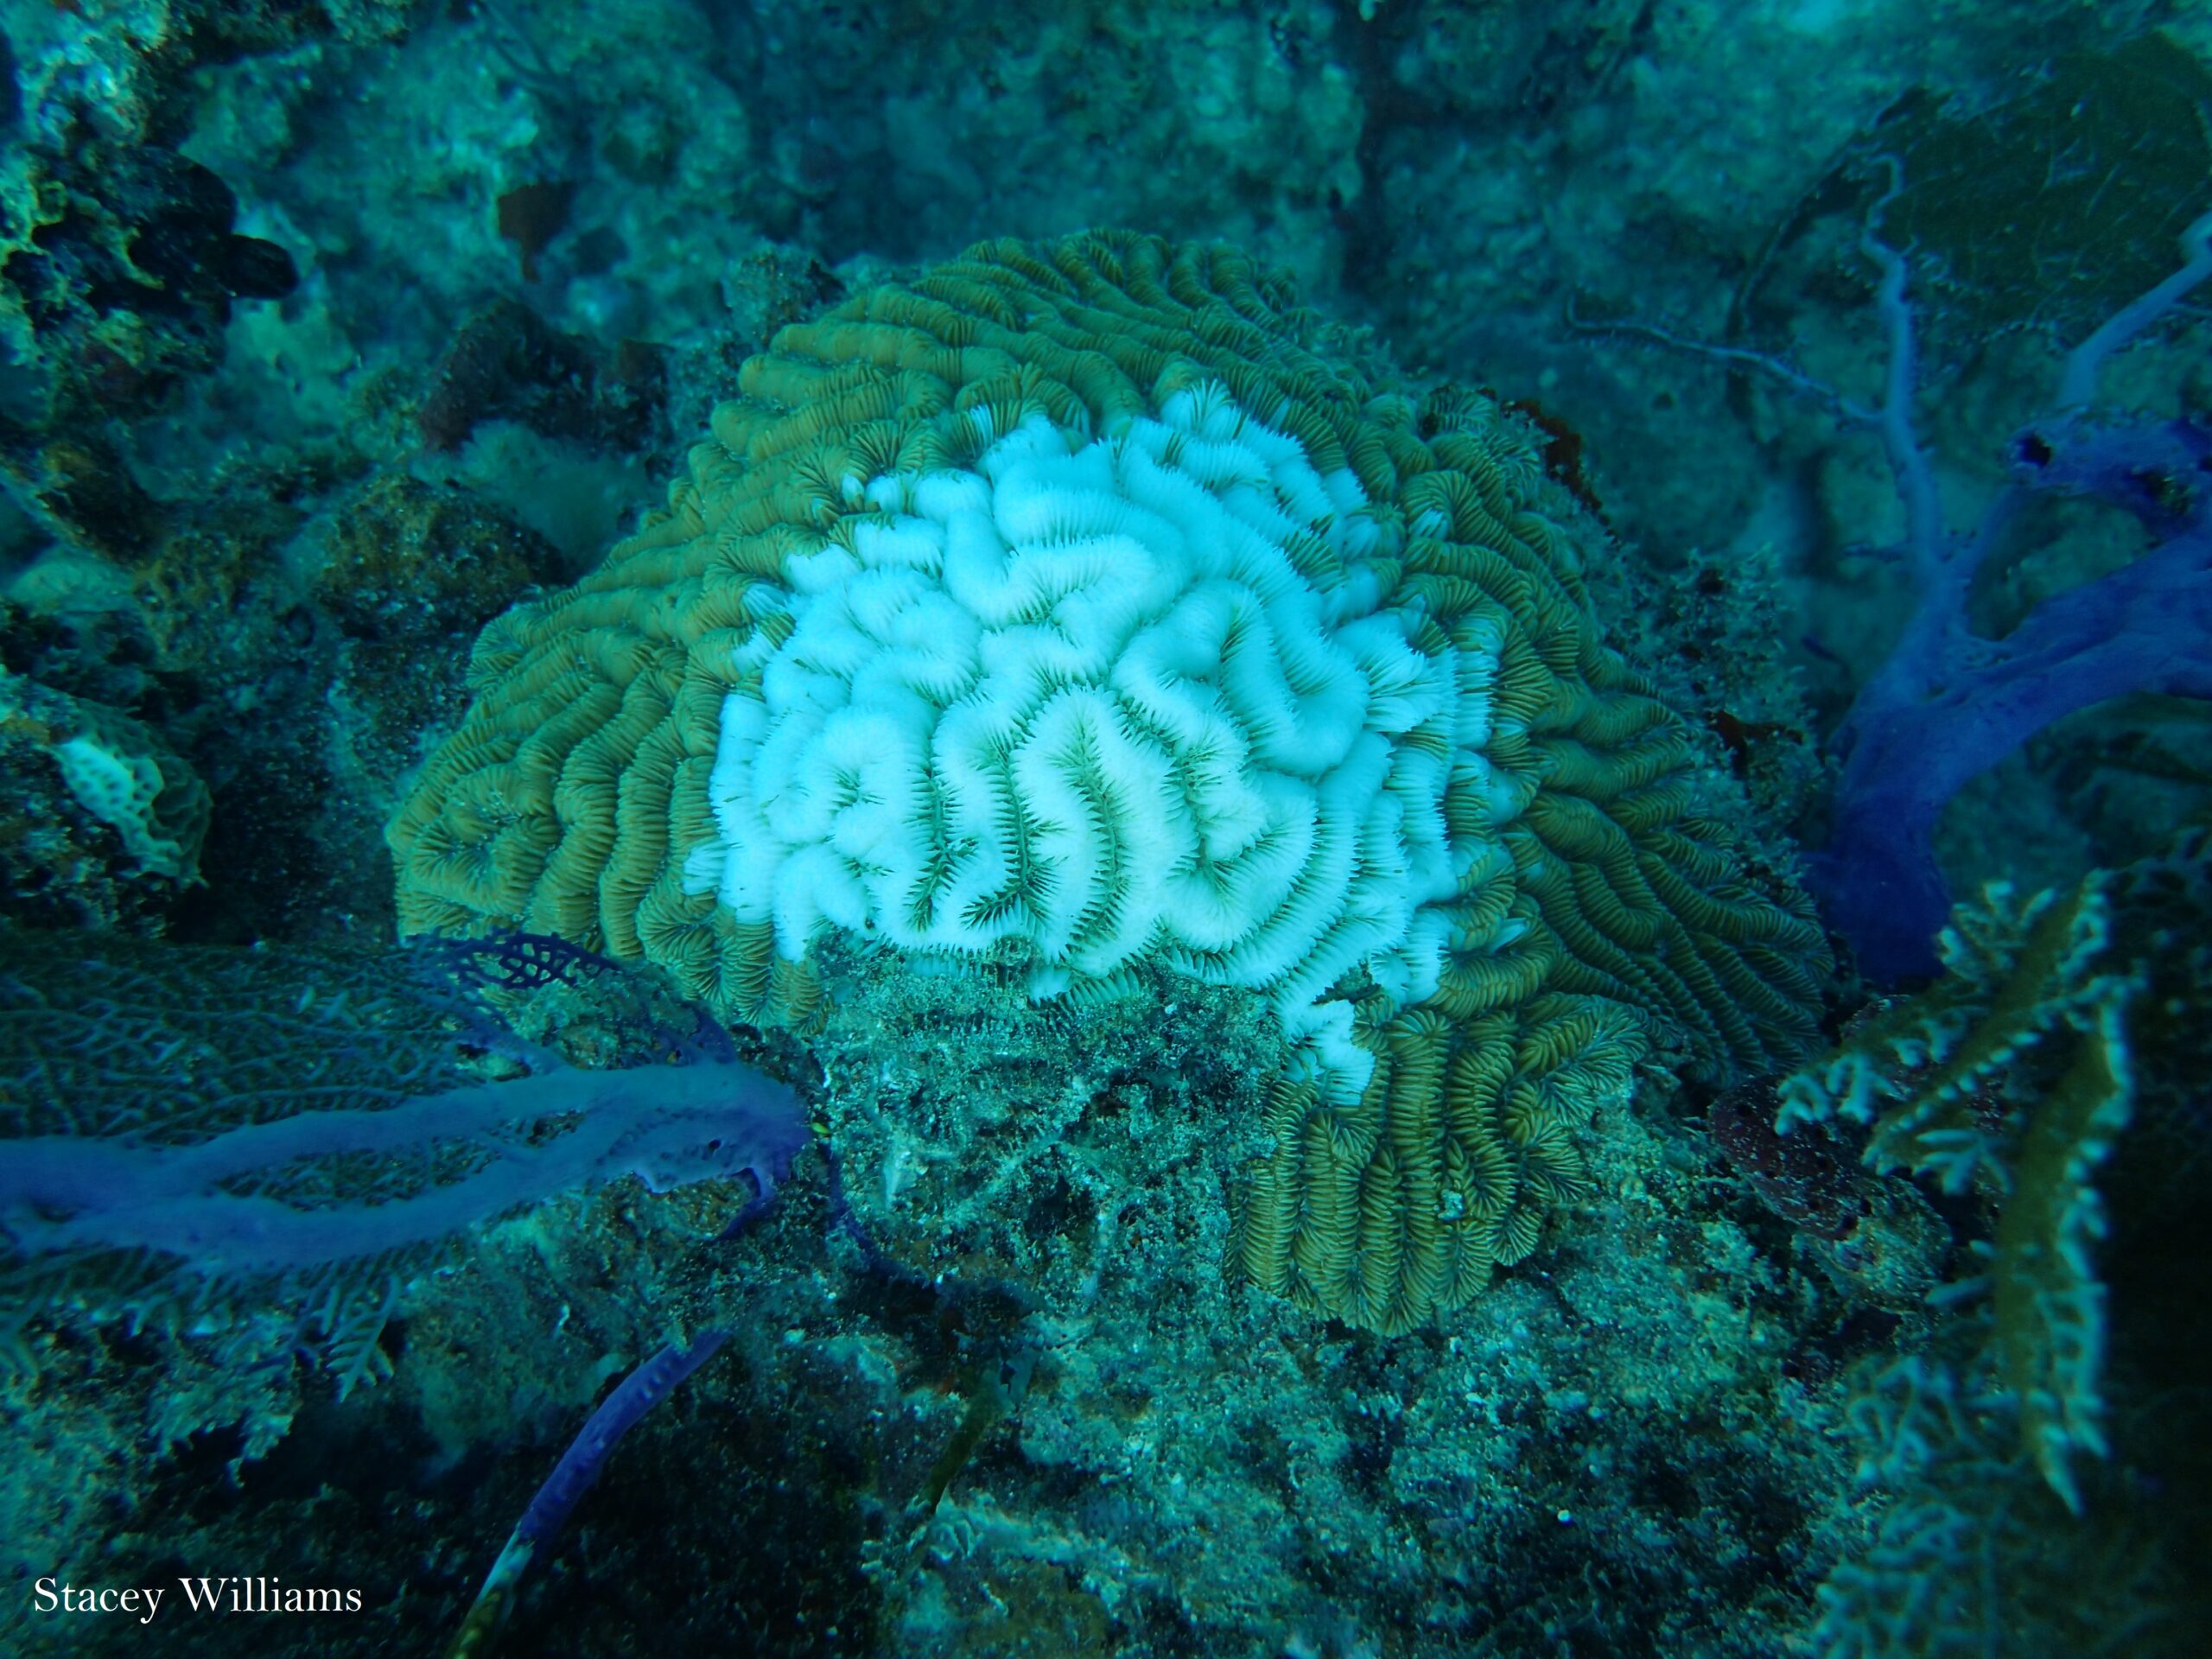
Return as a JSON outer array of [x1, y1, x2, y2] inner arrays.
[[389, 231, 1827, 1333]]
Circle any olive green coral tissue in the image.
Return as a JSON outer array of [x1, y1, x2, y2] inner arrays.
[[389, 231, 1829, 1332]]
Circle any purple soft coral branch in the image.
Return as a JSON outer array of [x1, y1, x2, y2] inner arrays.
[[2057, 212, 2212, 411], [1571, 188, 2212, 979], [1853, 169, 1947, 588], [3, 1057, 807, 1277], [446, 1329, 734, 1659], [441, 1133, 827, 1657], [1810, 204, 2212, 977], [1815, 512, 2211, 977]]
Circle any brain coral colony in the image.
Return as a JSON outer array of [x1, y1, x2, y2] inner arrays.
[[390, 232, 1830, 1334]]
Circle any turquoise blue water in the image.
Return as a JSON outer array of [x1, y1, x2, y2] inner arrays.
[[2, 3, 2207, 1656]]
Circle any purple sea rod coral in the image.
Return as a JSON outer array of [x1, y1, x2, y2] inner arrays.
[[1808, 200, 2212, 978], [0, 926, 809, 1389], [1580, 181, 2212, 979]]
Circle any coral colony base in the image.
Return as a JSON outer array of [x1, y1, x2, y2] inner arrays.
[[391, 232, 1829, 1335]]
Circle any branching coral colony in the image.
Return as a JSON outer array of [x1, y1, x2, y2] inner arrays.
[[1578, 174, 2212, 982]]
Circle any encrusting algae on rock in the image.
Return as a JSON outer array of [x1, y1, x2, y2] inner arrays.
[[388, 231, 1830, 1333]]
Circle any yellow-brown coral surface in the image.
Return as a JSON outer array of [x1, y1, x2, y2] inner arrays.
[[390, 231, 1827, 1332]]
